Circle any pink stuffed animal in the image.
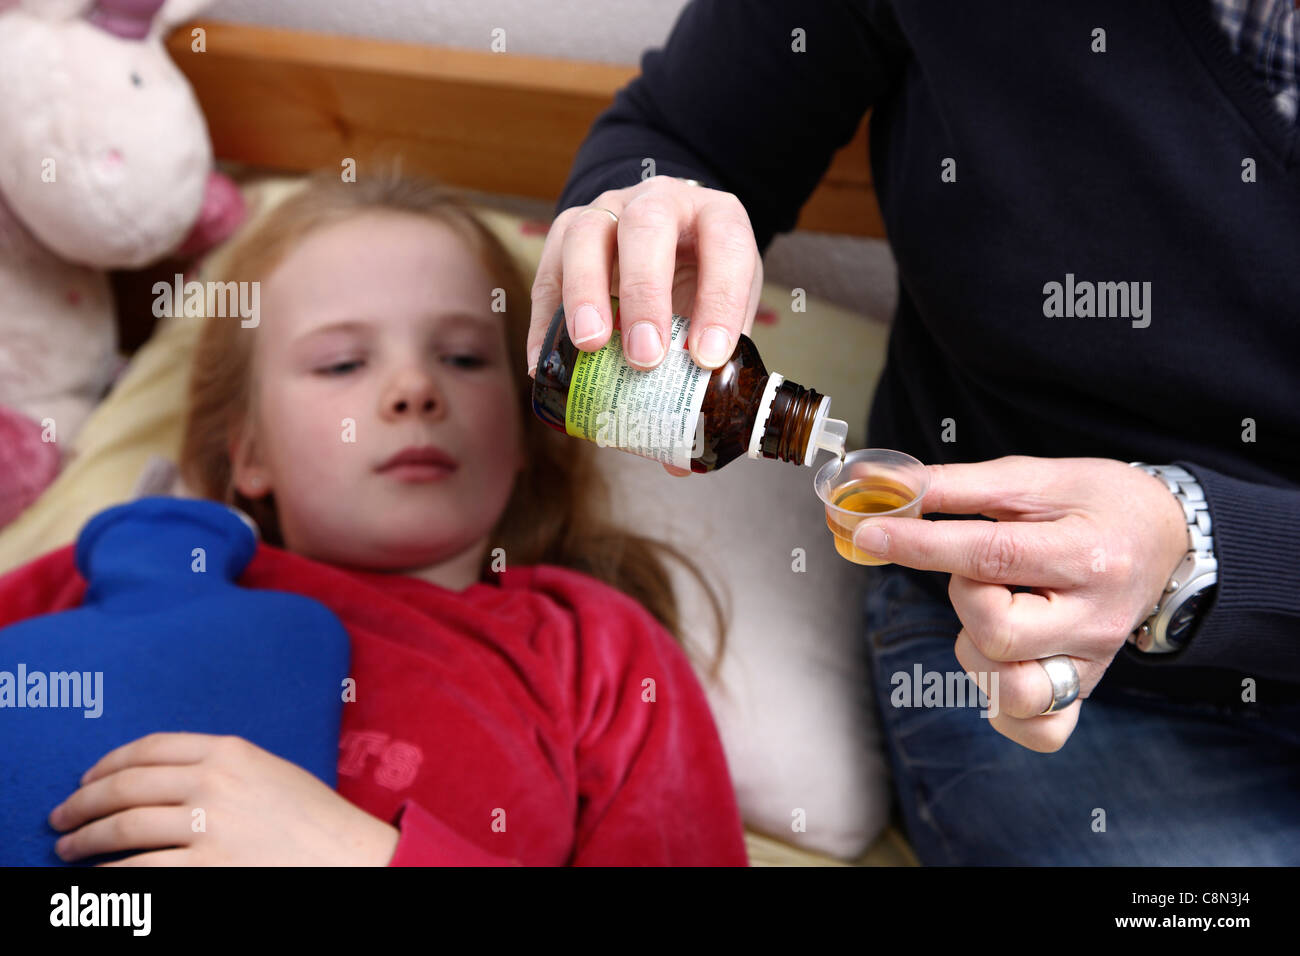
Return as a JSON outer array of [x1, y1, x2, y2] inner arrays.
[[0, 0, 245, 529]]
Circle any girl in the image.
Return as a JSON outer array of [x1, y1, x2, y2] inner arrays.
[[41, 169, 745, 866]]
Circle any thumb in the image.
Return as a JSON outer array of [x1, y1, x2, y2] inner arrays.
[[853, 519, 893, 558]]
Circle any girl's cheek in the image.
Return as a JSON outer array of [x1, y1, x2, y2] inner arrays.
[[474, 377, 521, 415], [269, 387, 340, 447]]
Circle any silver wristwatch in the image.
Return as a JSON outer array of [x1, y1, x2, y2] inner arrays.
[[1127, 462, 1218, 654]]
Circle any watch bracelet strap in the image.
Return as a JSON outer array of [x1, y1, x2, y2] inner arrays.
[[1126, 462, 1216, 652], [1129, 462, 1214, 554]]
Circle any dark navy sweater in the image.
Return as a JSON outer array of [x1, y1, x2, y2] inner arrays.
[[557, 1, 1300, 703]]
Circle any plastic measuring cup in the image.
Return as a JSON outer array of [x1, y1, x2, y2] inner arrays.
[[813, 449, 929, 565]]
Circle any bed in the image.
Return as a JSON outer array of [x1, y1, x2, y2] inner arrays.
[[0, 18, 915, 868]]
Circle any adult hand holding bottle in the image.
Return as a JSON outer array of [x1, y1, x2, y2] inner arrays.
[[526, 176, 765, 477]]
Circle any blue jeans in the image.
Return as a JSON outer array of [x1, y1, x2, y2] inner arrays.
[[862, 562, 1300, 865]]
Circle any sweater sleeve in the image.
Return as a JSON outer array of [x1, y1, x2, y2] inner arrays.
[[1116, 459, 1300, 683], [566, 585, 748, 866], [555, 0, 907, 253], [385, 799, 521, 867]]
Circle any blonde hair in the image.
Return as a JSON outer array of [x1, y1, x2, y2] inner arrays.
[[179, 169, 728, 679]]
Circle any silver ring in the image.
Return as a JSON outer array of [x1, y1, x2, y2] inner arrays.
[[1037, 655, 1080, 715], [582, 205, 619, 225]]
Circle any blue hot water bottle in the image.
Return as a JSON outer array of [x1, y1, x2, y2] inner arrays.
[[0, 496, 351, 866]]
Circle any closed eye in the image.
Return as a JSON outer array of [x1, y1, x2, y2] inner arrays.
[[315, 356, 485, 376]]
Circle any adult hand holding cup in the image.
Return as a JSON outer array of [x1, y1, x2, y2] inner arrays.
[[828, 454, 1193, 753]]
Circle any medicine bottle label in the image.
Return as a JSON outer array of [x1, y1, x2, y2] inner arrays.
[[565, 312, 710, 470]]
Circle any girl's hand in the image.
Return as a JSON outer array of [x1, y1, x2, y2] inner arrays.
[[48, 732, 400, 866], [850, 456, 1191, 753]]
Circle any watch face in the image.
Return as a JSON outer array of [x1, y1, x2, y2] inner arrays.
[[1167, 589, 1212, 649]]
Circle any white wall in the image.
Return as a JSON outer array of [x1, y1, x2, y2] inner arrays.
[[208, 0, 689, 65]]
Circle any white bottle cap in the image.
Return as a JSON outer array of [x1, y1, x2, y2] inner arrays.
[[804, 396, 848, 467], [746, 372, 785, 460]]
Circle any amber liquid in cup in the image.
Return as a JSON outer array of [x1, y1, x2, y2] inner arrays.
[[826, 474, 918, 564]]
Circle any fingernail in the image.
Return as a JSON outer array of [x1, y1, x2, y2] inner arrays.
[[626, 322, 665, 366], [855, 522, 888, 555], [695, 326, 731, 367], [48, 803, 64, 826], [572, 304, 605, 345]]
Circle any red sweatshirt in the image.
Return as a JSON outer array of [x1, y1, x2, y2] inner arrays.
[[0, 540, 749, 866]]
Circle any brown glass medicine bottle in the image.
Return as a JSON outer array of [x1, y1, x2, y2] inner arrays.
[[531, 300, 848, 474]]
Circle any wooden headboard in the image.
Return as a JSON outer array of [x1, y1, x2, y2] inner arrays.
[[166, 21, 883, 238]]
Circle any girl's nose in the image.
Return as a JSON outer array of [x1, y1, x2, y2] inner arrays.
[[392, 393, 436, 415], [384, 370, 443, 418]]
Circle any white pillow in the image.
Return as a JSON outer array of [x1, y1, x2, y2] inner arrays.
[[599, 443, 891, 860]]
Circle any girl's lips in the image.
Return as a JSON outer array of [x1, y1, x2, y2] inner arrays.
[[376, 444, 459, 471], [379, 462, 457, 483]]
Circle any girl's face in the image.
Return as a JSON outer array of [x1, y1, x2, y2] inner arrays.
[[231, 210, 525, 589]]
